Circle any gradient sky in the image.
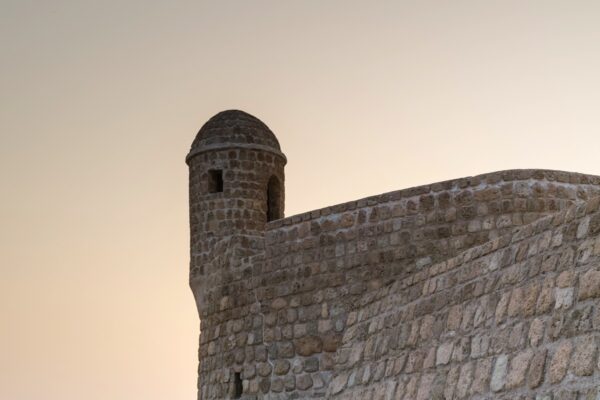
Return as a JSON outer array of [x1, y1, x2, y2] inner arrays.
[[2, 1, 600, 399]]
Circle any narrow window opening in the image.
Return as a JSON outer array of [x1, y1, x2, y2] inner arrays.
[[233, 372, 243, 398], [207, 169, 223, 193], [267, 176, 282, 222]]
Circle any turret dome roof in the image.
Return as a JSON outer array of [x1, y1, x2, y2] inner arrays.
[[189, 110, 282, 157]]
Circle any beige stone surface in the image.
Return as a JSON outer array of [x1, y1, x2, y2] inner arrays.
[[579, 269, 600, 300], [506, 349, 533, 389], [570, 335, 597, 376], [549, 341, 572, 384], [528, 349, 547, 389]]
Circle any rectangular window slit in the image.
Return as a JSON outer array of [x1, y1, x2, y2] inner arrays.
[[208, 169, 223, 193], [233, 372, 243, 398]]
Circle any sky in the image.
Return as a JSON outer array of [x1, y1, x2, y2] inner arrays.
[[2, 1, 600, 399]]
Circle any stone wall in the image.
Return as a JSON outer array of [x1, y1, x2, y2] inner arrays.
[[194, 169, 600, 399], [330, 197, 600, 399]]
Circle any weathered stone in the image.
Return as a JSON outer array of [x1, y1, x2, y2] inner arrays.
[[508, 287, 524, 317], [348, 345, 363, 367], [577, 216, 590, 239], [436, 341, 454, 366], [509, 322, 526, 349], [570, 335, 597, 376], [296, 374, 313, 390], [312, 372, 326, 389], [523, 283, 540, 316], [447, 305, 462, 330], [271, 297, 288, 310], [452, 337, 471, 363], [506, 349, 533, 389], [257, 362, 272, 377], [555, 287, 574, 309], [404, 375, 418, 399], [273, 360, 290, 375], [537, 279, 556, 313], [304, 357, 319, 373], [416, 373, 435, 400], [392, 354, 406, 375], [405, 349, 424, 373], [293, 323, 308, 338], [444, 365, 460, 399], [259, 377, 271, 393], [471, 358, 492, 395], [528, 349, 546, 389], [277, 341, 295, 358], [295, 336, 323, 357], [549, 341, 572, 384], [471, 334, 489, 358], [456, 361, 474, 398], [579, 269, 600, 300], [529, 318, 545, 347], [491, 355, 508, 392], [284, 374, 296, 391], [322, 334, 342, 352], [556, 270, 575, 288], [291, 358, 303, 374], [495, 292, 510, 323], [419, 315, 435, 340], [330, 373, 348, 395], [242, 364, 256, 379], [271, 378, 284, 393]]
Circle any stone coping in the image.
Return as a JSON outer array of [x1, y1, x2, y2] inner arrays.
[[266, 169, 600, 231]]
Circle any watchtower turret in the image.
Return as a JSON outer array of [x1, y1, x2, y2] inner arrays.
[[186, 109, 286, 315]]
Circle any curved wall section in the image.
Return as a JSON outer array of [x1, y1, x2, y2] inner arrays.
[[330, 198, 600, 399]]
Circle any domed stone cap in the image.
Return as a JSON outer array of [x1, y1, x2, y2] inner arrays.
[[187, 110, 285, 163]]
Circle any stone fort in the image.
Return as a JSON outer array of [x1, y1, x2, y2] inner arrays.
[[186, 110, 600, 399]]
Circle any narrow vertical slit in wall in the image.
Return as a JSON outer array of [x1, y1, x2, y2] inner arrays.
[[208, 169, 223, 193], [267, 176, 282, 221], [233, 372, 242, 399]]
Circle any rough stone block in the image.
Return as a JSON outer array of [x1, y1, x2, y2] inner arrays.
[[436, 341, 454, 366], [570, 335, 597, 376], [506, 349, 533, 389], [579, 269, 600, 300], [528, 349, 546, 389], [491, 355, 508, 392], [549, 341, 572, 384]]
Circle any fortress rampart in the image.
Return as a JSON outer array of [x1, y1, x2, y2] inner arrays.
[[332, 198, 600, 399], [187, 110, 600, 399]]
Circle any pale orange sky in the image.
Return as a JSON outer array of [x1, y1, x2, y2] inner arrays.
[[2, 1, 600, 399]]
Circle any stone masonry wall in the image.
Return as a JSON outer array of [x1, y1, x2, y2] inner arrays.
[[330, 197, 600, 399], [196, 170, 600, 399]]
